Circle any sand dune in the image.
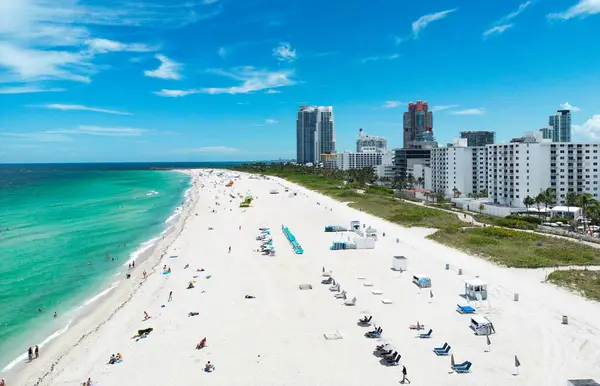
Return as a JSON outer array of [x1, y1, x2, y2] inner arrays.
[[9, 169, 600, 386]]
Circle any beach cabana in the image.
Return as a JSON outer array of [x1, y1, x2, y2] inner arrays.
[[365, 227, 378, 240], [391, 256, 407, 272], [412, 274, 431, 288], [350, 221, 361, 232], [470, 315, 495, 335], [464, 278, 488, 301]]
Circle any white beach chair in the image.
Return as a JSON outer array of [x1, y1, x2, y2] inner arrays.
[[381, 299, 393, 304], [335, 290, 346, 299], [329, 283, 340, 292], [372, 289, 383, 295], [363, 282, 373, 287], [344, 297, 357, 306]]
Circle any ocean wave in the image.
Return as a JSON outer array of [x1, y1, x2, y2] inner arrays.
[[160, 225, 173, 236], [81, 282, 119, 307], [145, 190, 159, 197], [2, 319, 73, 372], [123, 237, 160, 266], [164, 206, 183, 224]]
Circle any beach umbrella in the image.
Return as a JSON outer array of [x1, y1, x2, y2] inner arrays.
[[514, 355, 521, 375], [450, 353, 455, 367], [486, 334, 492, 352]]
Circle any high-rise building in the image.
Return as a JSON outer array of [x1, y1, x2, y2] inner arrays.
[[540, 126, 554, 141], [296, 106, 336, 164], [356, 128, 387, 153], [549, 110, 571, 143], [403, 101, 433, 148], [460, 131, 495, 147]]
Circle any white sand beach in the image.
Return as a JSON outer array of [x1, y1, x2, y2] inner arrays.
[[7, 169, 600, 386]]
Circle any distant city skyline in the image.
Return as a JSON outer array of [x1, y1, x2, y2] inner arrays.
[[1, 0, 600, 163]]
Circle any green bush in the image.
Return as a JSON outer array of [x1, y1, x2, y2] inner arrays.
[[551, 217, 570, 223], [494, 218, 537, 230], [505, 215, 542, 224]]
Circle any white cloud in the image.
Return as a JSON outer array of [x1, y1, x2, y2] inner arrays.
[[412, 9, 457, 38], [265, 89, 281, 94], [153, 89, 198, 97], [0, 131, 72, 142], [273, 43, 297, 62], [361, 54, 399, 63], [451, 108, 485, 115], [265, 119, 278, 124], [47, 126, 146, 137], [484, 1, 532, 38], [86, 38, 156, 54], [200, 66, 297, 95], [499, 1, 533, 23], [32, 104, 132, 115], [193, 146, 239, 153], [144, 54, 183, 80], [430, 105, 460, 112], [0, 0, 214, 87], [548, 0, 600, 20], [0, 86, 65, 94], [203, 0, 219, 4], [380, 101, 403, 109], [218, 47, 227, 58], [483, 24, 513, 36], [573, 115, 600, 139], [0, 43, 92, 83], [560, 102, 581, 112]]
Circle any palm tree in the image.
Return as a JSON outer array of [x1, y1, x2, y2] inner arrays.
[[565, 192, 579, 222], [479, 204, 485, 213], [534, 192, 546, 218], [543, 188, 556, 212], [577, 193, 596, 233], [524, 195, 535, 212]]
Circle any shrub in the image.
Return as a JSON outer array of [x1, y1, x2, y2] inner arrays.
[[494, 218, 537, 230], [505, 215, 542, 224], [551, 217, 570, 224]]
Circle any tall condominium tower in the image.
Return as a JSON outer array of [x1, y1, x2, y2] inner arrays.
[[549, 110, 571, 143], [296, 106, 336, 164], [403, 101, 433, 148], [460, 130, 495, 147]]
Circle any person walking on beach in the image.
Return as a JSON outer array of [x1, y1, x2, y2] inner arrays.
[[132, 260, 135, 268], [168, 291, 173, 302], [228, 246, 231, 254], [400, 365, 410, 384], [27, 347, 33, 362], [35, 345, 39, 359], [1, 377, 5, 386]]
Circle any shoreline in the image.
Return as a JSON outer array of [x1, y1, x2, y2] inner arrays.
[[1, 169, 198, 384], [7, 168, 600, 385]]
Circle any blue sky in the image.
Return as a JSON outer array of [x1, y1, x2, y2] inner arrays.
[[1, 0, 600, 163]]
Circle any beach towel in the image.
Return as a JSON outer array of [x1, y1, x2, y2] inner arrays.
[[169, 256, 177, 258], [162, 271, 171, 275]]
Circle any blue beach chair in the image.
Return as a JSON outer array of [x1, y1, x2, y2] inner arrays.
[[457, 304, 476, 314], [434, 343, 451, 356], [453, 361, 472, 373], [419, 329, 433, 338]]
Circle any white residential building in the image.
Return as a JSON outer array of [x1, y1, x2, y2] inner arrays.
[[336, 151, 393, 171], [487, 132, 552, 207], [550, 142, 600, 203], [429, 138, 487, 197]]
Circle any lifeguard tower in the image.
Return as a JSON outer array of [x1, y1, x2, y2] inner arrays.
[[464, 278, 488, 301]]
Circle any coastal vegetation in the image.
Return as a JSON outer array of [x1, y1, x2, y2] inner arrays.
[[547, 270, 600, 301]]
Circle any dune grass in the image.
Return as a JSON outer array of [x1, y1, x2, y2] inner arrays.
[[547, 270, 600, 301], [428, 226, 600, 268]]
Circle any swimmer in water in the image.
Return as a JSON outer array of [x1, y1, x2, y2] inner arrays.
[[53, 312, 57, 318], [88, 261, 91, 265]]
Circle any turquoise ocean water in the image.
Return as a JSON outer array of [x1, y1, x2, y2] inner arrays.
[[0, 164, 202, 371]]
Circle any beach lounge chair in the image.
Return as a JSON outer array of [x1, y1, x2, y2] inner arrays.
[[344, 297, 357, 306], [335, 290, 346, 299], [457, 304, 476, 314], [419, 329, 433, 338], [321, 277, 333, 285], [383, 351, 397, 359], [375, 343, 390, 351], [452, 361, 472, 373], [379, 349, 393, 356], [434, 344, 451, 356], [409, 323, 425, 330], [329, 283, 340, 292], [433, 342, 449, 353], [385, 354, 401, 366], [358, 316, 372, 325], [365, 327, 382, 338]]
